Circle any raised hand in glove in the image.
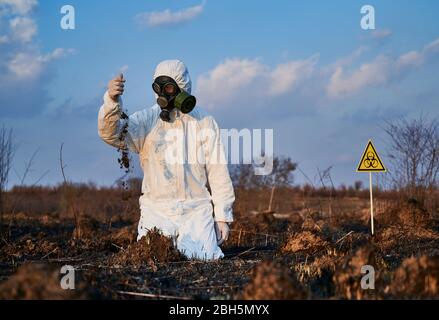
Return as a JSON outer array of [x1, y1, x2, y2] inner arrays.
[[107, 73, 125, 102]]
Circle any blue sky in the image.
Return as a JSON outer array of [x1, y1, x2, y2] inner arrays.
[[1, 0, 439, 188]]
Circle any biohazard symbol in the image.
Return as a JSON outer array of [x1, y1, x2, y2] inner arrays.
[[364, 151, 378, 169], [357, 140, 386, 172]]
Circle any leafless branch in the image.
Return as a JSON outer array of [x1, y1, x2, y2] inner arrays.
[[59, 143, 68, 184], [0, 125, 15, 232], [383, 114, 439, 201]]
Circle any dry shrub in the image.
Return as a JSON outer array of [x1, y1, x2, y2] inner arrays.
[[308, 254, 339, 276], [110, 228, 184, 268], [72, 218, 137, 250], [109, 225, 137, 247], [301, 217, 324, 232], [336, 232, 370, 254], [281, 231, 329, 255], [390, 255, 439, 299], [375, 225, 439, 266], [232, 212, 289, 235], [289, 252, 342, 299], [378, 199, 431, 227], [307, 254, 340, 297], [374, 227, 399, 253], [72, 216, 101, 239], [239, 260, 307, 300], [5, 185, 140, 223], [0, 263, 90, 300], [1, 239, 59, 260], [333, 244, 385, 300], [225, 211, 289, 248], [378, 225, 439, 250]]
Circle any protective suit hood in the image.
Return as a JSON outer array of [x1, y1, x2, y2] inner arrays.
[[153, 59, 192, 94]]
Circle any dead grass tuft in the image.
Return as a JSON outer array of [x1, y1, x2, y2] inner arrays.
[[238, 260, 307, 300]]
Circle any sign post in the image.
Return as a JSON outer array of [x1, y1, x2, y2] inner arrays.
[[357, 140, 386, 236], [369, 171, 374, 235]]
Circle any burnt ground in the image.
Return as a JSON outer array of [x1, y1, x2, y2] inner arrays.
[[1, 196, 439, 300]]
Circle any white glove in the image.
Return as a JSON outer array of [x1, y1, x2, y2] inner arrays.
[[214, 221, 230, 246], [107, 73, 125, 102]]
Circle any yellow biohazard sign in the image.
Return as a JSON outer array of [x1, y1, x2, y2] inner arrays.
[[357, 140, 386, 172]]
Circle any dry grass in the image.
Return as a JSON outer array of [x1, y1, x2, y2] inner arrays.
[[1, 185, 439, 299]]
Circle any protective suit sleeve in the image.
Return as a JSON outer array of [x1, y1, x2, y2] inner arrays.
[[98, 91, 151, 154], [204, 117, 235, 223]]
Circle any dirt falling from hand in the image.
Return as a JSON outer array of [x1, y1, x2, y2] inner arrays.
[[116, 110, 132, 190]]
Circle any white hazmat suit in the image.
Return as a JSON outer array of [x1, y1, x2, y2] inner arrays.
[[98, 60, 235, 260]]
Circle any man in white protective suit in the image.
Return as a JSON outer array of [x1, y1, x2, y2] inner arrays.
[[98, 60, 235, 260]]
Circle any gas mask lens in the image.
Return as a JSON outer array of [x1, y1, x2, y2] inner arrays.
[[152, 76, 179, 96], [164, 83, 177, 95], [152, 82, 161, 95]]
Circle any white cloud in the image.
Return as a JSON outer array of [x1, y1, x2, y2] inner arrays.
[[0, 0, 74, 84], [424, 38, 439, 55], [396, 51, 423, 69], [136, 2, 204, 27], [197, 58, 265, 106], [1, 0, 37, 43], [326, 37, 439, 99], [369, 28, 392, 40], [9, 16, 37, 42], [44, 47, 76, 61], [330, 47, 368, 69], [8, 52, 43, 78], [327, 55, 391, 98], [196, 56, 318, 107], [0, 0, 37, 15], [197, 37, 439, 108], [267, 55, 318, 95], [8, 48, 74, 79]]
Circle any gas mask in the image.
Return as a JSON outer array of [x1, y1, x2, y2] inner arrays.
[[152, 76, 196, 122]]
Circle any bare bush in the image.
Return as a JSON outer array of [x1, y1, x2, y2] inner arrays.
[[229, 156, 297, 190], [354, 180, 363, 191], [384, 115, 439, 202], [0, 125, 14, 231]]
